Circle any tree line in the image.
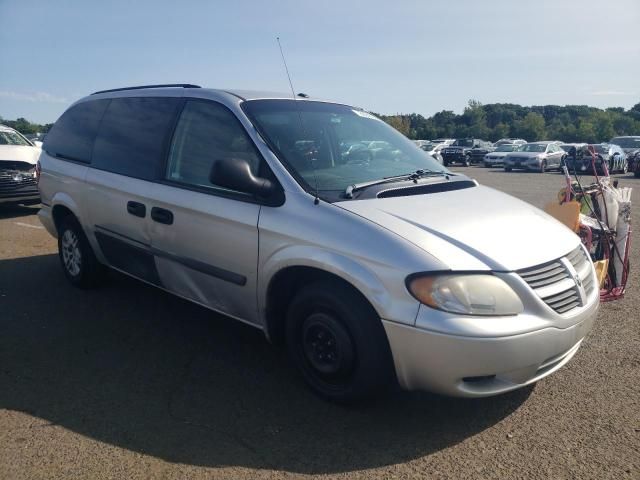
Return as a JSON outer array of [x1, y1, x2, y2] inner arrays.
[[3, 99, 640, 144], [378, 100, 640, 143], [0, 116, 53, 135]]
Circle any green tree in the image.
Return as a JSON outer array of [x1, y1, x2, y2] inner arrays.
[[576, 120, 597, 143], [492, 122, 510, 140], [515, 112, 546, 141], [590, 111, 615, 142]]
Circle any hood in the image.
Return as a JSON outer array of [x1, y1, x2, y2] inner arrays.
[[0, 145, 40, 164], [336, 185, 580, 271]]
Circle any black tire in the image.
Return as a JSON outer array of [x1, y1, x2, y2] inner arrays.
[[463, 154, 471, 167], [57, 216, 105, 288], [443, 159, 450, 167], [285, 280, 395, 403], [505, 166, 512, 172], [635, 168, 640, 178], [539, 160, 547, 173]]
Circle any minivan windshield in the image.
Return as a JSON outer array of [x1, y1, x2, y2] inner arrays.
[[243, 100, 447, 195]]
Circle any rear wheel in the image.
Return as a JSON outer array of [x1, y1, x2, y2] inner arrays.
[[622, 161, 628, 174], [285, 280, 394, 403], [57, 217, 105, 288], [505, 166, 512, 172]]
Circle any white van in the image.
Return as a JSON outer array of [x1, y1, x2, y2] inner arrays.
[[38, 85, 599, 402]]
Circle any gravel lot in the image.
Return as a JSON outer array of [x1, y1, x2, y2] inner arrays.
[[1, 167, 638, 479]]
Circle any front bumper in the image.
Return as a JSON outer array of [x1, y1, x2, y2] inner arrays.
[[382, 297, 598, 397], [504, 160, 540, 170]]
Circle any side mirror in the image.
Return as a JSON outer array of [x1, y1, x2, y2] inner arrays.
[[209, 157, 275, 198]]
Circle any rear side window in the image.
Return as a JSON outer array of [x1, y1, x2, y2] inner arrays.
[[43, 99, 109, 163], [92, 97, 179, 180]]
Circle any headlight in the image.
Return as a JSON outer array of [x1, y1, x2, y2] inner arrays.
[[407, 274, 524, 316]]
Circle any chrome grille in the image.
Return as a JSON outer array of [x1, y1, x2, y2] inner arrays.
[[518, 245, 595, 314]]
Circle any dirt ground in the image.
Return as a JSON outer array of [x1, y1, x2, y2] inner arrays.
[[0, 166, 638, 479]]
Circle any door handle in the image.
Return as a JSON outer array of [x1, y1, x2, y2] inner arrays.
[[151, 207, 174, 225], [127, 201, 146, 218]]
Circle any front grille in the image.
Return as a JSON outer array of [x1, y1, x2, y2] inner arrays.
[[0, 169, 38, 198], [518, 245, 595, 314]]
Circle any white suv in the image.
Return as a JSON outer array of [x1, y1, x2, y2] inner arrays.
[[38, 84, 599, 402]]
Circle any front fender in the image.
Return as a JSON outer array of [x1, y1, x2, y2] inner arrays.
[[259, 244, 421, 326]]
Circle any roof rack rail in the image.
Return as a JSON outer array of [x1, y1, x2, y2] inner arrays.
[[91, 84, 201, 95]]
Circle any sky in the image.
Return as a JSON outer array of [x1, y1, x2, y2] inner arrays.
[[1, 0, 639, 124]]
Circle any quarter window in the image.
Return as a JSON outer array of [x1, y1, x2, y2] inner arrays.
[[43, 99, 110, 163], [166, 100, 261, 192], [92, 97, 179, 180]]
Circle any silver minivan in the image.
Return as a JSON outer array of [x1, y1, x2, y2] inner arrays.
[[38, 85, 599, 402]]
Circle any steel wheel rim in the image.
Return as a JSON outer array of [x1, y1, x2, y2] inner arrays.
[[301, 312, 355, 379], [61, 229, 81, 276]]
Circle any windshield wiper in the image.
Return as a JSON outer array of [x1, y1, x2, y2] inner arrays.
[[344, 169, 449, 199]]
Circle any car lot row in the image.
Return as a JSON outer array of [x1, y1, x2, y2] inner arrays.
[[415, 136, 640, 176]]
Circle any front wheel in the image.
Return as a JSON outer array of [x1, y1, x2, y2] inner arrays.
[[57, 217, 105, 288], [285, 280, 394, 403], [463, 154, 471, 167], [539, 161, 547, 173], [505, 166, 512, 172]]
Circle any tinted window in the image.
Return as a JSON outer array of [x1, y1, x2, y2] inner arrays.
[[166, 100, 261, 193], [92, 97, 179, 180], [43, 99, 109, 162]]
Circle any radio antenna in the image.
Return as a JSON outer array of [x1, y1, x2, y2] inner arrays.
[[276, 37, 320, 205]]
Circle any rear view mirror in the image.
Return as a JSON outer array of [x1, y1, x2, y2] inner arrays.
[[209, 157, 275, 198]]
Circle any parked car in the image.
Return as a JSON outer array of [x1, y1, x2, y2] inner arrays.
[[431, 138, 455, 146], [609, 136, 640, 171], [38, 84, 599, 402], [563, 144, 627, 174], [483, 143, 523, 167], [494, 138, 526, 147], [591, 144, 628, 174], [609, 136, 640, 154], [632, 151, 640, 178], [419, 142, 445, 164], [441, 138, 494, 166], [413, 140, 430, 148], [559, 143, 588, 169], [503, 141, 566, 172], [0, 124, 41, 206]]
